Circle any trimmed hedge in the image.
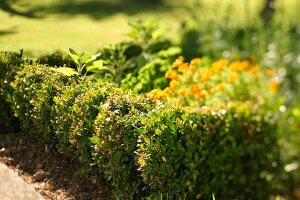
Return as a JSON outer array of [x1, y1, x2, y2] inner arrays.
[[0, 51, 23, 133], [8, 64, 79, 143], [136, 105, 282, 199], [1, 51, 283, 199], [56, 80, 117, 166], [37, 50, 76, 68], [92, 91, 153, 198]]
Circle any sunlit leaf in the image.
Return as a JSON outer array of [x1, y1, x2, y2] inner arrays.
[[54, 67, 79, 76], [68, 48, 78, 56]]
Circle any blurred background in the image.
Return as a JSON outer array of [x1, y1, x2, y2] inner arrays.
[[0, 0, 299, 92], [1, 0, 300, 198], [0, 0, 298, 55]]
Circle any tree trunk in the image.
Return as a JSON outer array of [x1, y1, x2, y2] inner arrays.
[[260, 0, 276, 25]]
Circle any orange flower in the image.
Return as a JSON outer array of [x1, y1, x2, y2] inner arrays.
[[211, 58, 228, 72], [216, 83, 225, 91], [172, 56, 184, 68], [165, 70, 177, 80], [188, 64, 197, 72], [269, 81, 280, 92], [169, 80, 179, 89], [190, 85, 201, 95], [267, 68, 276, 76], [239, 60, 250, 70], [178, 88, 188, 96], [178, 62, 189, 72], [228, 73, 238, 83], [163, 87, 173, 96], [208, 88, 215, 94], [198, 91, 207, 99], [190, 58, 201, 65], [190, 85, 207, 99], [149, 89, 166, 100], [229, 61, 240, 71], [248, 65, 260, 74], [200, 69, 211, 82]]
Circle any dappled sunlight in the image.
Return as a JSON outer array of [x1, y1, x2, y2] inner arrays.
[[0, 0, 299, 199]]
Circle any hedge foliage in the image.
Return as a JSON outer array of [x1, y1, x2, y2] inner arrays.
[[136, 105, 282, 199], [92, 91, 153, 198], [1, 51, 283, 199], [0, 51, 23, 133], [8, 64, 79, 143]]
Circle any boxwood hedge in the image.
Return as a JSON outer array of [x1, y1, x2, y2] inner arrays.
[[92, 91, 153, 198], [9, 64, 79, 144], [1, 51, 283, 199], [136, 105, 282, 199], [0, 51, 23, 133]]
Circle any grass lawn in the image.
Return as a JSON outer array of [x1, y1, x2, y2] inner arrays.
[[0, 0, 298, 57]]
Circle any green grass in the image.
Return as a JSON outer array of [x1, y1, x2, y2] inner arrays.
[[0, 0, 298, 57]]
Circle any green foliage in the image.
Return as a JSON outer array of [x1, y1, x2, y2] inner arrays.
[[121, 47, 181, 93], [89, 19, 178, 92], [66, 80, 116, 166], [137, 105, 282, 199], [0, 54, 284, 198], [126, 19, 171, 55], [53, 79, 91, 155], [278, 103, 300, 190], [0, 50, 23, 133], [37, 50, 76, 68], [92, 92, 153, 199], [9, 64, 78, 143], [92, 43, 143, 83], [67, 48, 101, 76], [178, 3, 300, 95]]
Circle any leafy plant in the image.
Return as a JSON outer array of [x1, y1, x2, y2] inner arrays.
[[0, 50, 23, 133], [92, 91, 153, 199], [1, 52, 284, 199], [66, 48, 101, 76], [37, 50, 76, 68], [9, 64, 79, 143], [137, 105, 282, 199], [82, 19, 176, 90]]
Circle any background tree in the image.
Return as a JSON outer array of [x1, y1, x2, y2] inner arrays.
[[260, 0, 276, 25]]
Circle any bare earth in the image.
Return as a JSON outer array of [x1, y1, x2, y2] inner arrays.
[[0, 132, 112, 200]]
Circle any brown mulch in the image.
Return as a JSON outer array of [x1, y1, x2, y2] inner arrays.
[[0, 132, 113, 200]]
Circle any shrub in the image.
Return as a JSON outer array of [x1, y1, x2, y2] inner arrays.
[[1, 51, 284, 199], [37, 50, 76, 68], [65, 80, 117, 168], [53, 79, 90, 155], [0, 50, 23, 133], [9, 64, 78, 143], [121, 47, 181, 93], [89, 19, 178, 92], [279, 104, 300, 191], [92, 91, 153, 198], [136, 104, 282, 199]]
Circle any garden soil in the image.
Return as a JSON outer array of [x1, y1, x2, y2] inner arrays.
[[0, 132, 112, 200]]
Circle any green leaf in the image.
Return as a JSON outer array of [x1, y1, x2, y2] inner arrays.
[[91, 52, 101, 60], [81, 53, 92, 64], [67, 51, 79, 64], [68, 48, 79, 56], [54, 67, 79, 76], [86, 60, 104, 71], [167, 119, 175, 132]]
